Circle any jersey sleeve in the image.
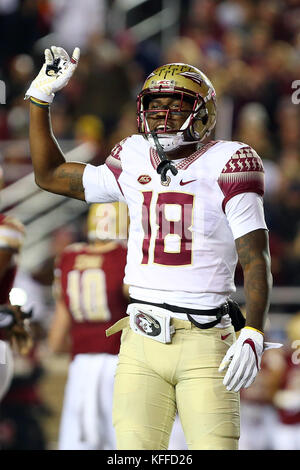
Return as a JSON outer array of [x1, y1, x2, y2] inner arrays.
[[225, 192, 268, 240], [218, 146, 265, 212], [83, 141, 127, 204], [0, 215, 25, 252]]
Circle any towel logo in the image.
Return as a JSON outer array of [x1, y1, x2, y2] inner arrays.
[[135, 311, 162, 337]]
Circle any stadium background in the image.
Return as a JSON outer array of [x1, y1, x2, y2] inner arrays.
[[0, 0, 299, 450]]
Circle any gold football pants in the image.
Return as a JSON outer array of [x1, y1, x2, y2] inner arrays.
[[112, 321, 240, 450]]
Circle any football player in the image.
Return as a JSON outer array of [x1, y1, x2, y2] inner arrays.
[[26, 46, 281, 450], [0, 213, 32, 402], [48, 201, 129, 450]]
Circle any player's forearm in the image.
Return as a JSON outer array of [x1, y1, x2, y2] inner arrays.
[[30, 103, 65, 186], [48, 300, 72, 353], [236, 229, 272, 333], [29, 103, 85, 199], [242, 257, 272, 332]]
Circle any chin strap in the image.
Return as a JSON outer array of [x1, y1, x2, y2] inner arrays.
[[151, 132, 178, 183]]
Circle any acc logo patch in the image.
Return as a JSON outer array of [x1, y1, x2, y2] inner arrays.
[[138, 174, 151, 184], [135, 312, 161, 337]]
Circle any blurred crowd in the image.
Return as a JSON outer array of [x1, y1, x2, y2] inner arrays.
[[0, 0, 300, 450], [1, 0, 300, 289]]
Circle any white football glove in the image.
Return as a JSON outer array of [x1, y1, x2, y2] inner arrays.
[[218, 327, 282, 392], [25, 46, 80, 103]]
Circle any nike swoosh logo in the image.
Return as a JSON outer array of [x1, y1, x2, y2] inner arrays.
[[179, 179, 197, 186], [243, 338, 259, 368], [221, 333, 231, 340]]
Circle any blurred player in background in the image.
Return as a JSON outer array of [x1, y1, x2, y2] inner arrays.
[[48, 202, 129, 450], [272, 313, 300, 450], [239, 345, 284, 450], [240, 314, 300, 450], [0, 203, 40, 450], [0, 206, 32, 403]]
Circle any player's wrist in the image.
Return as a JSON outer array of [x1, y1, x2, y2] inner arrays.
[[29, 96, 50, 109], [25, 85, 54, 104], [244, 325, 264, 336]]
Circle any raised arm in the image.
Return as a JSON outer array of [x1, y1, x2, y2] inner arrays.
[[235, 228, 272, 333], [29, 103, 85, 199], [26, 46, 85, 199]]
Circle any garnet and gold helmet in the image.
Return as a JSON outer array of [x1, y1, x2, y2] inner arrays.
[[137, 63, 217, 150], [87, 202, 128, 241]]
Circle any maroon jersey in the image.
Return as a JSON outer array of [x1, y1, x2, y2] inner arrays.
[[55, 241, 128, 357]]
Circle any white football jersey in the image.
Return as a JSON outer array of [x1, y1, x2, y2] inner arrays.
[[83, 135, 267, 312]]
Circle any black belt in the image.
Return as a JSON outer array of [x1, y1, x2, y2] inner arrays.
[[129, 297, 230, 330]]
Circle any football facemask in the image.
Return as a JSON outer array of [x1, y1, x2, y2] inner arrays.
[[137, 63, 217, 152]]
